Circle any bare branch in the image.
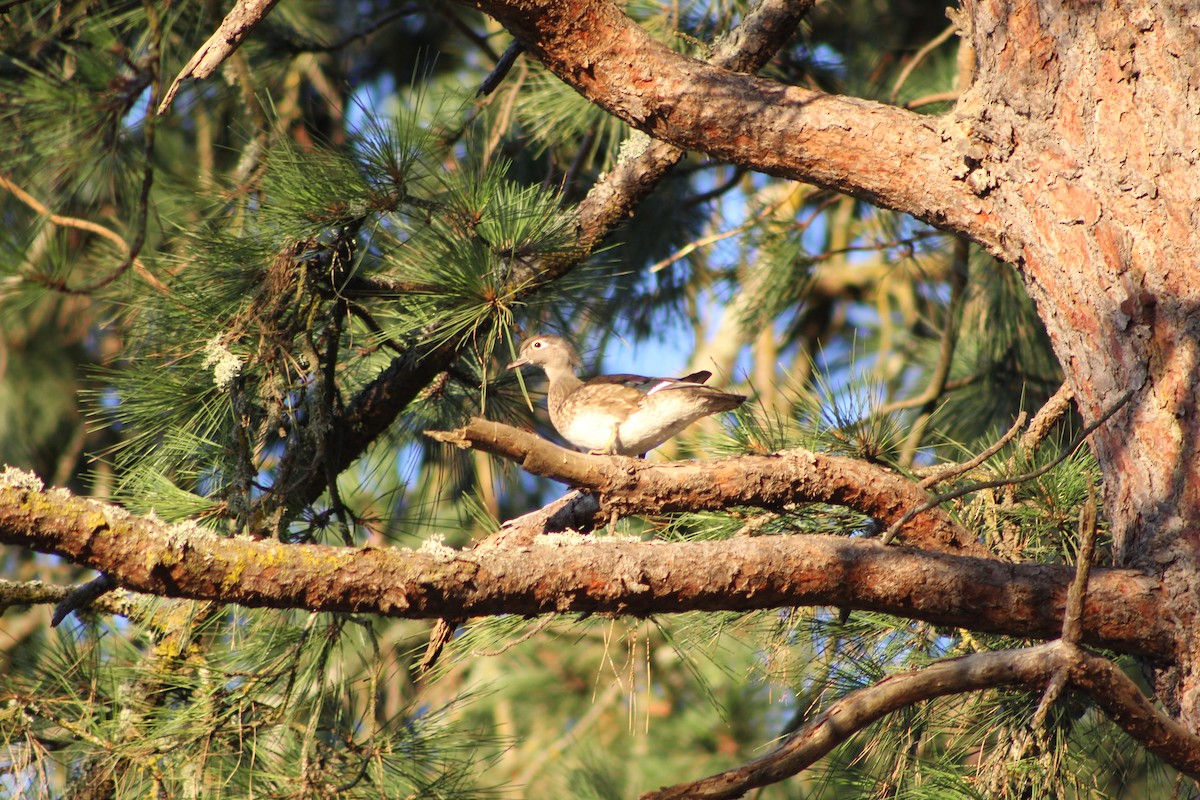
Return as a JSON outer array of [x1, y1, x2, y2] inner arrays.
[[890, 23, 958, 103], [428, 418, 983, 554], [478, 40, 526, 96], [50, 573, 116, 627], [643, 642, 1200, 799], [1063, 487, 1098, 645], [1018, 381, 1075, 456], [159, 0, 282, 114]]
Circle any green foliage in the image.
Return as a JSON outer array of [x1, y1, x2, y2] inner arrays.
[[0, 1, 1178, 797], [0, 610, 495, 798]]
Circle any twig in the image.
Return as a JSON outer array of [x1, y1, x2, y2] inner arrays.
[[158, 0, 282, 114], [684, 166, 748, 207], [876, 374, 979, 413], [889, 23, 958, 103], [0, 173, 166, 293], [917, 411, 1027, 490], [50, 573, 117, 627], [904, 91, 961, 109], [649, 190, 795, 273], [1028, 487, 1098, 733], [478, 40, 526, 96], [883, 389, 1133, 543], [1062, 485, 1098, 645], [1017, 382, 1074, 457], [418, 617, 464, 674]]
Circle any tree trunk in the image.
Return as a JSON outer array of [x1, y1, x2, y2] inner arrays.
[[961, 0, 1200, 720]]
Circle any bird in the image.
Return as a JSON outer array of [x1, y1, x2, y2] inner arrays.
[[506, 334, 745, 456]]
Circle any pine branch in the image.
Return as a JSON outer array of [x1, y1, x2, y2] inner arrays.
[[428, 417, 983, 554], [0, 469, 1169, 656], [463, 0, 1010, 259], [642, 641, 1200, 799]]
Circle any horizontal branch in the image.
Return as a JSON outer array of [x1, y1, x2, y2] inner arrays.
[[644, 642, 1200, 798], [464, 0, 1011, 259], [0, 471, 1169, 657], [428, 418, 984, 555]]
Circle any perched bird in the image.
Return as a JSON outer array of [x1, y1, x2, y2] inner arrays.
[[507, 334, 745, 456]]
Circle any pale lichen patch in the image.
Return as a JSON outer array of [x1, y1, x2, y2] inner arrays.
[[417, 534, 458, 563], [536, 531, 590, 547], [202, 337, 244, 389], [0, 466, 44, 492]]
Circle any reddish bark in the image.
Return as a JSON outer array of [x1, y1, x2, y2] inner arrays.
[[466, 0, 1008, 257], [961, 0, 1200, 721], [430, 418, 983, 554], [0, 476, 1171, 656]]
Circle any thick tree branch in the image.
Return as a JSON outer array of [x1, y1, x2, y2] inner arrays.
[[428, 417, 984, 555], [0, 471, 1169, 657], [643, 642, 1200, 799], [463, 0, 1011, 260], [523, 0, 817, 278]]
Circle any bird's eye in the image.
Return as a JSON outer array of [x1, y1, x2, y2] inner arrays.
[[533, 341, 542, 348]]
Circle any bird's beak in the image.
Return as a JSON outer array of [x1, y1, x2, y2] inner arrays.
[[506, 356, 529, 370]]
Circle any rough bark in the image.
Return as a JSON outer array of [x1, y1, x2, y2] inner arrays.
[[465, 0, 1009, 258], [429, 418, 983, 554], [0, 472, 1170, 656], [959, 0, 1200, 721]]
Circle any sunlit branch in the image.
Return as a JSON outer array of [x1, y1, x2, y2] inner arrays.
[[0, 469, 1168, 655], [643, 641, 1200, 799], [428, 417, 981, 553]]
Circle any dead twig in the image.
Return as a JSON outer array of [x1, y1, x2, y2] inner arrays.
[[883, 389, 1133, 544], [917, 410, 1027, 491]]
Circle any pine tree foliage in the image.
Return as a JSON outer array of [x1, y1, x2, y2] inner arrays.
[[0, 1, 1186, 797]]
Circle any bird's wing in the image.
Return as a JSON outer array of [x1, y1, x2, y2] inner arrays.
[[587, 372, 713, 396]]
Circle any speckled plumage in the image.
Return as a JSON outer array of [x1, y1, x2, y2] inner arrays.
[[507, 335, 745, 456]]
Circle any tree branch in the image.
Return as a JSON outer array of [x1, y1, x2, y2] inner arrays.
[[158, 0, 282, 114], [643, 642, 1200, 799], [462, 0, 1011, 260], [428, 417, 984, 555], [0, 469, 1169, 657]]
